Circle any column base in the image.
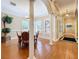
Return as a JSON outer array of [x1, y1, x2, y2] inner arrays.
[[49, 41, 53, 45], [27, 56, 36, 59]]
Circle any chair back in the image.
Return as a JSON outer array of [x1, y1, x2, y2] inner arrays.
[[22, 32, 29, 41], [36, 31, 39, 38], [16, 32, 21, 40]]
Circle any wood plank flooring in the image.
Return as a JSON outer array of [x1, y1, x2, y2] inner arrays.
[[36, 39, 78, 59], [1, 39, 78, 59], [1, 39, 29, 59]]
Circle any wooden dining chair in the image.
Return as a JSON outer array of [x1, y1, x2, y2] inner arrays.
[[16, 32, 22, 46], [21, 32, 29, 47]]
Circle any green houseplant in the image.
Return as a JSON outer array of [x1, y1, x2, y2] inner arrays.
[[2, 28, 11, 33], [2, 15, 13, 42]]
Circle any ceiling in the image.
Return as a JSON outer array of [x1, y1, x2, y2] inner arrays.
[[1, 0, 77, 17], [1, 0, 48, 17], [49, 0, 77, 15]]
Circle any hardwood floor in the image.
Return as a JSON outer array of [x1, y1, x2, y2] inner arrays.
[[1, 39, 29, 59], [1, 39, 78, 59], [36, 39, 78, 59]]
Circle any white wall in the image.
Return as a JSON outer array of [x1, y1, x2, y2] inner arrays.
[[1, 12, 58, 40]]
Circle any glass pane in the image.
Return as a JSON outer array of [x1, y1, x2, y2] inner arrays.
[[22, 20, 29, 31]]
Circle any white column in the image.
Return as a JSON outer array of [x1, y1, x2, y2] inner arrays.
[[56, 16, 64, 40], [75, 18, 77, 42], [52, 15, 57, 41], [49, 14, 57, 45], [43, 19, 46, 33], [28, 0, 36, 59], [41, 19, 45, 35], [49, 14, 53, 45], [62, 17, 65, 34]]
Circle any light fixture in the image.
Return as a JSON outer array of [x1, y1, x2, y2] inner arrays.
[[65, 9, 69, 17], [50, 0, 55, 2], [65, 13, 69, 17], [10, 1, 16, 6]]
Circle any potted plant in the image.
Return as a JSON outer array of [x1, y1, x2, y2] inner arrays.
[[1, 15, 13, 42]]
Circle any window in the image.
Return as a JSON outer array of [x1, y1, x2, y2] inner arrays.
[[22, 20, 29, 31], [34, 20, 42, 33], [22, 19, 42, 34], [45, 20, 50, 33]]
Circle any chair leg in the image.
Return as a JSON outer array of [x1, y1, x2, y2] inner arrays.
[[18, 40, 21, 46], [22, 42, 26, 48]]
